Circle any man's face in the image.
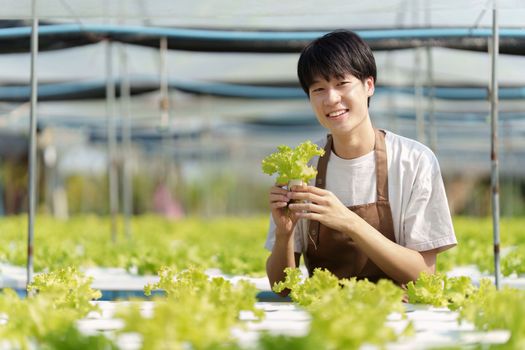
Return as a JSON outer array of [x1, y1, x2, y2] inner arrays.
[[308, 74, 374, 137]]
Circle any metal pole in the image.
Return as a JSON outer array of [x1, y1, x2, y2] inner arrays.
[[160, 37, 169, 129], [26, 0, 38, 290], [387, 0, 409, 134], [415, 63, 426, 143], [490, 7, 501, 290], [425, 0, 436, 152], [413, 0, 425, 144], [159, 37, 172, 200], [120, 42, 132, 239], [106, 40, 118, 242], [426, 52, 436, 151]]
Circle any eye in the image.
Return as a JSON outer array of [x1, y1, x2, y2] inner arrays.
[[338, 81, 350, 86], [310, 87, 324, 93]]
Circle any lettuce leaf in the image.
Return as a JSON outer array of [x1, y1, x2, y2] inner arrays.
[[406, 272, 475, 310], [272, 268, 408, 349], [261, 140, 325, 184]]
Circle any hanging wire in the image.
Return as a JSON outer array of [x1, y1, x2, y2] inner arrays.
[[472, 0, 493, 28], [58, 0, 86, 28]]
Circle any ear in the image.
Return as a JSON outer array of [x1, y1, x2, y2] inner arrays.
[[365, 77, 375, 97]]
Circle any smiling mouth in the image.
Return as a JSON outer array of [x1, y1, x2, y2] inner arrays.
[[326, 109, 349, 118]]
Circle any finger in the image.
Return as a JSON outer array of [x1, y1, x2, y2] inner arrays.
[[269, 193, 289, 203], [289, 183, 308, 192], [270, 202, 288, 209], [271, 184, 288, 191], [288, 202, 323, 213], [294, 211, 322, 221], [287, 191, 323, 203], [308, 186, 329, 196], [270, 186, 289, 195], [291, 185, 327, 196]]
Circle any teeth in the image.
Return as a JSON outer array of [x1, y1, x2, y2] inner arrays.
[[327, 110, 347, 118]]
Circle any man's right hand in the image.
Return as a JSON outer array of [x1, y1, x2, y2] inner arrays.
[[269, 184, 299, 236]]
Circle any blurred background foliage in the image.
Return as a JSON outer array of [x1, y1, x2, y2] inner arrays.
[[1, 156, 525, 217]]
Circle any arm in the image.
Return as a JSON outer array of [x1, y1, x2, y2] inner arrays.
[[266, 242, 301, 292], [288, 185, 436, 284], [340, 215, 437, 283], [266, 185, 302, 293]]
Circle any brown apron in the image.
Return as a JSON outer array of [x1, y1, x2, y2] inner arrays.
[[305, 129, 396, 282]]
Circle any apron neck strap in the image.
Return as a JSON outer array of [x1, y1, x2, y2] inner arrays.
[[315, 134, 332, 189], [374, 129, 389, 201]]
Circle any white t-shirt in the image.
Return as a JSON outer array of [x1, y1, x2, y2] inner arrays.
[[264, 130, 457, 254]]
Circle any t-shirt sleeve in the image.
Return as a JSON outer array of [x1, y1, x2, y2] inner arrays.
[[264, 214, 305, 253], [402, 152, 457, 253]]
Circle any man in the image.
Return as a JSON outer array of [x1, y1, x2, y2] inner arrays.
[[265, 30, 457, 290]]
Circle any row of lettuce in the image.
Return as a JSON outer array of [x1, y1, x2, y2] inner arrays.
[[1, 266, 524, 349], [0, 215, 524, 277]]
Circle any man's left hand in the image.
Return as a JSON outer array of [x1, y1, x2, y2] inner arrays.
[[287, 185, 361, 234]]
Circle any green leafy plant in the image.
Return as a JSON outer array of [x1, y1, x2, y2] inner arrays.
[[257, 332, 324, 350], [459, 279, 525, 349], [0, 215, 270, 277], [272, 268, 411, 349], [0, 269, 115, 350], [27, 266, 102, 317], [272, 267, 339, 306], [436, 216, 525, 275], [119, 266, 263, 350], [501, 246, 525, 276], [261, 141, 324, 184], [407, 272, 475, 310], [2, 215, 525, 279], [407, 273, 525, 348]]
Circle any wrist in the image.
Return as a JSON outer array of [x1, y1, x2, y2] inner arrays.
[[272, 231, 295, 253], [344, 213, 363, 237], [275, 227, 294, 239]]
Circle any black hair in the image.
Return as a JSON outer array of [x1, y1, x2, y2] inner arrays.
[[297, 30, 377, 105]]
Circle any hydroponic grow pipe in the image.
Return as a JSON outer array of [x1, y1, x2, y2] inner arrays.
[[3, 81, 525, 101], [149, 82, 525, 100], [1, 24, 525, 41], [0, 25, 525, 54]]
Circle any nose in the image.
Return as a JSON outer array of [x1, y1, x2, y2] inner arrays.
[[323, 88, 341, 106]]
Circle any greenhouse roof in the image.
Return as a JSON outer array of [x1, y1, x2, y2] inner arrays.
[[0, 0, 524, 174]]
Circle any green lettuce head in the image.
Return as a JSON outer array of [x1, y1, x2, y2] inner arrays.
[[261, 140, 325, 184]]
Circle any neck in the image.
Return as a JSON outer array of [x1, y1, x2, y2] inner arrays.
[[332, 117, 375, 159]]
